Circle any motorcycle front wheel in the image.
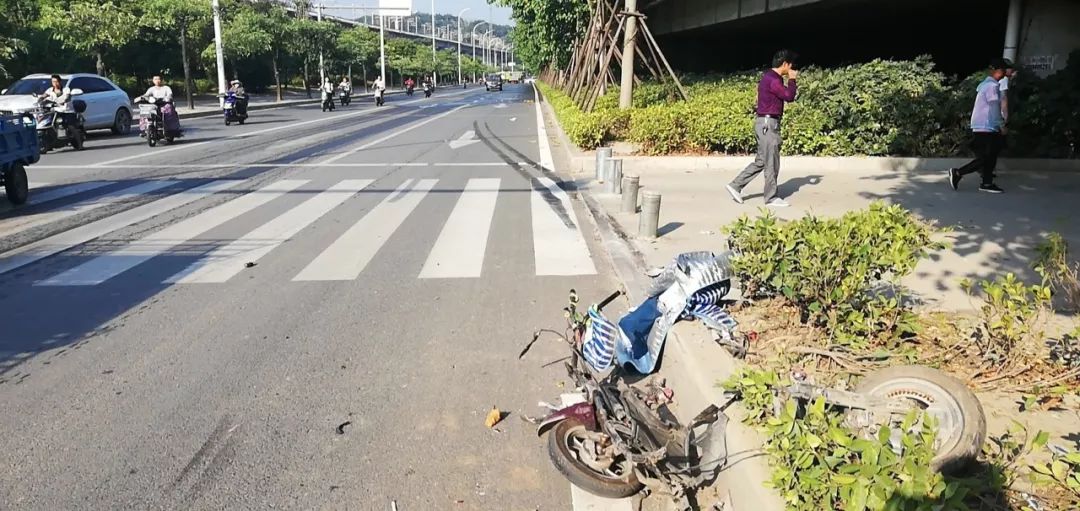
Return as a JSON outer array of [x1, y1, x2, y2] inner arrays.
[[547, 419, 642, 499], [855, 365, 986, 474], [148, 134, 156, 147]]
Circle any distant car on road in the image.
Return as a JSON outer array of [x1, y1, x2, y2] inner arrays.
[[485, 74, 504, 92], [524, 77, 536, 84], [0, 73, 133, 135]]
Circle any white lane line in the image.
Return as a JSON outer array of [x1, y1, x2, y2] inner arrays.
[[28, 181, 50, 188], [419, 178, 500, 279], [319, 105, 470, 165], [570, 486, 634, 511], [36, 180, 308, 286], [294, 179, 437, 281], [532, 179, 596, 276], [0, 181, 173, 239], [533, 84, 555, 173], [88, 88, 479, 168], [0, 180, 243, 276], [35, 163, 436, 169], [167, 179, 372, 284], [12, 180, 113, 209]]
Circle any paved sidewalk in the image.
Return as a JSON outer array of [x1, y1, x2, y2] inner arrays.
[[585, 164, 1080, 312]]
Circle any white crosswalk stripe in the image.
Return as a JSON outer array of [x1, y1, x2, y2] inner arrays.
[[0, 180, 242, 276], [2, 175, 600, 284], [36, 180, 308, 286], [294, 179, 437, 281], [0, 181, 166, 239], [166, 179, 373, 284], [419, 178, 500, 279], [531, 177, 597, 276]]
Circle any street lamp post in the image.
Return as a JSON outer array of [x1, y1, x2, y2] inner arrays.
[[431, 0, 437, 88], [484, 30, 492, 71], [470, 22, 488, 83], [457, 8, 470, 87], [212, 0, 226, 107]]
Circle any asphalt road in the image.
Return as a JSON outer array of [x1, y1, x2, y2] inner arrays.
[[0, 84, 619, 510]]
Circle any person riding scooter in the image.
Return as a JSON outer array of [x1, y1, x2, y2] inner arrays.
[[422, 76, 432, 98], [372, 76, 386, 106], [138, 75, 181, 137], [40, 74, 78, 127], [228, 79, 249, 117], [404, 77, 415, 96], [338, 76, 352, 105]]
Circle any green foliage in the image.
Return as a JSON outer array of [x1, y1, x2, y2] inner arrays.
[[538, 82, 626, 149], [961, 273, 1052, 365], [542, 56, 1074, 157], [1007, 50, 1080, 158], [335, 27, 379, 67], [725, 203, 939, 348], [723, 368, 969, 511], [490, 0, 588, 71], [1030, 443, 1080, 507], [1034, 232, 1080, 311], [37, 0, 137, 74]]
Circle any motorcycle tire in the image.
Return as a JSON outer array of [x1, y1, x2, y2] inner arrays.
[[855, 365, 986, 474], [547, 419, 643, 499], [72, 128, 85, 150], [3, 162, 29, 205], [148, 136, 157, 148], [239, 118, 245, 125], [166, 137, 174, 144], [225, 119, 231, 126]]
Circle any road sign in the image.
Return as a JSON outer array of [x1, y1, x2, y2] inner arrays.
[[378, 0, 411, 16]]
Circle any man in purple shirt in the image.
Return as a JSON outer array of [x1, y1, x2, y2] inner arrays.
[[727, 50, 799, 207]]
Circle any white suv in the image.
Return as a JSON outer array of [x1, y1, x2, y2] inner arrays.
[[0, 73, 134, 134]]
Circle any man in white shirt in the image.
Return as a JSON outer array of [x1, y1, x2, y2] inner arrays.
[[141, 75, 174, 102]]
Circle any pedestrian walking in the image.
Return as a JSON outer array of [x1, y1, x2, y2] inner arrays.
[[949, 58, 1012, 194], [727, 49, 799, 208]]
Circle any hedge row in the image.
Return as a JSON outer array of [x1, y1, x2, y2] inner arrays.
[[541, 53, 1079, 158]]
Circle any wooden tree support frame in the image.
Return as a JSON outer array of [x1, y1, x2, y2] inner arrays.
[[554, 0, 687, 112]]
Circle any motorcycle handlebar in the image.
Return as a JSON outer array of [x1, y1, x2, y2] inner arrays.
[[595, 290, 621, 311]]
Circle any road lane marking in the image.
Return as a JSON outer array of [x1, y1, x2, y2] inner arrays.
[[0, 180, 242, 276], [36, 180, 308, 286], [533, 85, 555, 173], [448, 130, 480, 149], [89, 88, 480, 168], [318, 105, 470, 165], [24, 181, 113, 205], [31, 162, 528, 169], [419, 178, 500, 279], [166, 179, 373, 284], [0, 181, 172, 239], [531, 181, 596, 277], [293, 179, 437, 281]]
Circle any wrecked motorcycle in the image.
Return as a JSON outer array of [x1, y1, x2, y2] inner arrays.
[[522, 290, 730, 508]]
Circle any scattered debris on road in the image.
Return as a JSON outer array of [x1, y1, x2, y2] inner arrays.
[[484, 406, 504, 428], [336, 421, 351, 435], [244, 261, 256, 268]]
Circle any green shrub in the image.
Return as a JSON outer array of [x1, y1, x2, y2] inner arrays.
[[724, 368, 969, 511], [725, 203, 941, 348], [961, 273, 1052, 365]]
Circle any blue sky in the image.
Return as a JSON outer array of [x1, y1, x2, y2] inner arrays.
[[320, 1, 514, 25]]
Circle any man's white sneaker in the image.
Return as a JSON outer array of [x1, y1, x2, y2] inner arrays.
[[725, 184, 744, 204], [766, 198, 790, 208]]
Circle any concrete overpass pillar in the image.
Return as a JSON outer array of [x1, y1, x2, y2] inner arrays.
[[620, 0, 639, 110], [1004, 0, 1023, 62]]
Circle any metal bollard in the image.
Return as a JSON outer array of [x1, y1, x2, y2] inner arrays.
[[595, 147, 612, 182], [621, 175, 640, 213], [604, 159, 623, 194], [639, 191, 661, 239]]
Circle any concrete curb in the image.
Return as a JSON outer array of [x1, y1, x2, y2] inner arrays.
[[536, 86, 786, 511]]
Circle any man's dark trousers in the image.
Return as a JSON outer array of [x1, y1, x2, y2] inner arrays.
[[730, 116, 781, 202], [957, 132, 1004, 185]]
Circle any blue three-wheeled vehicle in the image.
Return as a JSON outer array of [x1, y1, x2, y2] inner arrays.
[[0, 113, 38, 205]]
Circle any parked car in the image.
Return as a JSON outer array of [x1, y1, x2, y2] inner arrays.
[[485, 74, 504, 92], [0, 73, 133, 135]]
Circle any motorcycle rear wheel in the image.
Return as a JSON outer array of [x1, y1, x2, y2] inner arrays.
[[547, 419, 642, 499], [148, 135, 156, 147], [855, 365, 986, 474]]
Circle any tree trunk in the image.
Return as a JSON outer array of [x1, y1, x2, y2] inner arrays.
[[180, 25, 195, 110], [95, 51, 105, 76], [273, 50, 282, 102], [304, 60, 311, 98]]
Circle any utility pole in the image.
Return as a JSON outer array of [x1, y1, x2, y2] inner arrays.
[[431, 0, 437, 87], [620, 0, 638, 109], [379, 13, 386, 87], [212, 0, 226, 106], [470, 22, 487, 83], [317, 3, 325, 85], [457, 8, 470, 87]]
